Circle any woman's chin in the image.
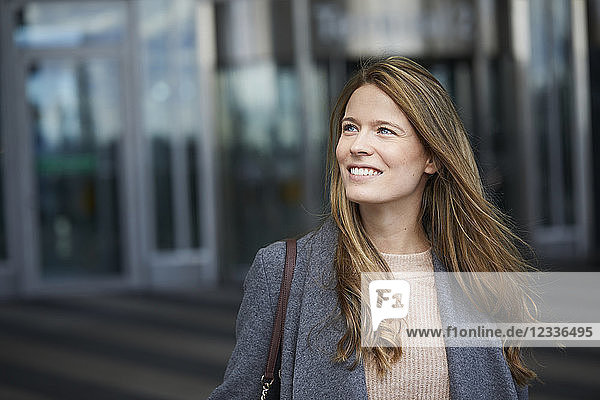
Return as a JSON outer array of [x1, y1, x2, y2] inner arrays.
[[346, 194, 386, 205]]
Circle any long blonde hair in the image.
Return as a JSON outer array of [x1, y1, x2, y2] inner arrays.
[[327, 56, 536, 386]]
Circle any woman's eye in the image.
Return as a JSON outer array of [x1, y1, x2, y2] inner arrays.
[[342, 124, 358, 133], [378, 127, 396, 136]]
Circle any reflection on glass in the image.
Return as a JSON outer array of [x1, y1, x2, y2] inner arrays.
[[152, 137, 174, 249], [529, 0, 574, 226], [215, 0, 329, 275], [0, 126, 5, 260], [26, 58, 122, 277], [218, 62, 308, 267], [187, 139, 201, 248], [138, 0, 203, 251], [14, 1, 125, 48]]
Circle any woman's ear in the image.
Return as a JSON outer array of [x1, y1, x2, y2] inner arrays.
[[424, 155, 438, 175]]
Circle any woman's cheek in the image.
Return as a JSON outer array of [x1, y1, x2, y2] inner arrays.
[[335, 139, 348, 163]]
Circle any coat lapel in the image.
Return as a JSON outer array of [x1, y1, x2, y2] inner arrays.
[[432, 252, 520, 399], [291, 218, 369, 399]]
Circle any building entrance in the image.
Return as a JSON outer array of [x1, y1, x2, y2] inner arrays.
[[0, 0, 217, 296]]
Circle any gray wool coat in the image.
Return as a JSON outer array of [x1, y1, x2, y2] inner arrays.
[[208, 217, 528, 399]]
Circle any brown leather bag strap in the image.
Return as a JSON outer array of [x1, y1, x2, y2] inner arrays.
[[263, 238, 297, 382]]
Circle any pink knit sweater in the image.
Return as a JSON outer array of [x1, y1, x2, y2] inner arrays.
[[364, 248, 450, 400]]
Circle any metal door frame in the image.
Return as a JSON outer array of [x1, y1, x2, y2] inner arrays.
[[0, 0, 218, 297], [1, 0, 141, 295]]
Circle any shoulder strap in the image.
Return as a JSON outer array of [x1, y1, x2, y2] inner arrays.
[[263, 238, 297, 381]]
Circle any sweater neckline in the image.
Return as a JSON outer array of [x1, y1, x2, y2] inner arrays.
[[379, 247, 433, 272], [379, 246, 432, 259]]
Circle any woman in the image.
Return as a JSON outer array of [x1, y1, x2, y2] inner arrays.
[[208, 56, 534, 399]]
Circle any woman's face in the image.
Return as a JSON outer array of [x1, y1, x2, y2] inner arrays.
[[335, 84, 436, 206]]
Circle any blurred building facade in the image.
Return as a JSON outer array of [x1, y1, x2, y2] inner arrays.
[[0, 0, 597, 298]]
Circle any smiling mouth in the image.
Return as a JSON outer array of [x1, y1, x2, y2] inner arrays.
[[349, 167, 382, 176]]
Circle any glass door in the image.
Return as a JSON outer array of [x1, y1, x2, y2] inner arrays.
[[2, 0, 218, 295], [9, 0, 136, 292], [25, 57, 124, 279]]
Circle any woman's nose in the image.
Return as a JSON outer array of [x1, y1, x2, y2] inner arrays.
[[349, 131, 374, 156]]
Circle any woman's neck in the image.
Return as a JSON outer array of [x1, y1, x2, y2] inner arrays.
[[359, 202, 430, 255]]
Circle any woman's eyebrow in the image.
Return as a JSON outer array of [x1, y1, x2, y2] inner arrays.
[[341, 116, 359, 124], [372, 119, 405, 131]]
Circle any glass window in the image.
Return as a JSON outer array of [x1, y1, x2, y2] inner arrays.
[[529, 0, 575, 226], [217, 63, 304, 268], [216, 0, 329, 277], [13, 1, 126, 48], [138, 0, 204, 251], [26, 58, 123, 277], [0, 109, 5, 260]]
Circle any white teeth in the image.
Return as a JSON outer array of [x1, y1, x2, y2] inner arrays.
[[350, 167, 381, 176]]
